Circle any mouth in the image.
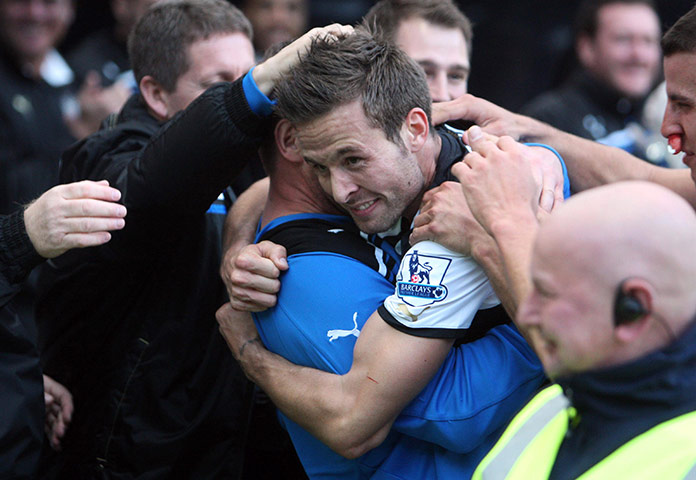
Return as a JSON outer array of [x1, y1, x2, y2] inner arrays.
[[668, 134, 683, 155], [347, 199, 377, 216]]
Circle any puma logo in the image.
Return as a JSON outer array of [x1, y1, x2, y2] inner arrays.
[[327, 312, 361, 342]]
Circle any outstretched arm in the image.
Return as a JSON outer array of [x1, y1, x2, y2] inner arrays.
[[433, 94, 696, 207]]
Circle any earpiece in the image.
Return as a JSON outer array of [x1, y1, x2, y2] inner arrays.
[[613, 280, 647, 326]]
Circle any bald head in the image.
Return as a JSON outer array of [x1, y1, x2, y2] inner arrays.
[[520, 181, 696, 378], [541, 181, 696, 325]]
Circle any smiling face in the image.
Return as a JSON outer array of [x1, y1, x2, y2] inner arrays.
[[395, 16, 470, 102], [0, 0, 73, 70], [662, 52, 696, 182], [517, 227, 618, 380], [159, 32, 255, 118], [578, 3, 661, 99], [297, 100, 430, 234]]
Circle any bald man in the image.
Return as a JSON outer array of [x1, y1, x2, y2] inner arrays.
[[426, 125, 696, 477], [465, 180, 696, 479]]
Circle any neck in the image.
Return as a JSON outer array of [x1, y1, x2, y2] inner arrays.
[[403, 133, 441, 222], [262, 164, 342, 228]]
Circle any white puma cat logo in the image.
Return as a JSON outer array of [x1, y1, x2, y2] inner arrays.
[[327, 312, 361, 342]]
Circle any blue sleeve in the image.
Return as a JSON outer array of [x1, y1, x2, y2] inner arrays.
[[253, 251, 394, 374], [392, 324, 545, 453], [242, 68, 276, 117], [524, 142, 572, 199]]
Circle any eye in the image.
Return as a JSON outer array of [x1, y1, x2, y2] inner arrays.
[[448, 72, 467, 82], [345, 157, 362, 166], [312, 163, 328, 173]]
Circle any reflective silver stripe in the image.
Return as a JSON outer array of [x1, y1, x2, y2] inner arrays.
[[481, 392, 570, 480], [683, 461, 696, 480]]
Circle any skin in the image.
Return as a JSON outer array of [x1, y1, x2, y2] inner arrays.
[[298, 100, 438, 234], [395, 16, 470, 102], [517, 181, 696, 378], [23, 180, 126, 258], [243, 0, 308, 54], [0, 0, 73, 75], [147, 33, 255, 120], [662, 52, 696, 182], [577, 3, 661, 99]]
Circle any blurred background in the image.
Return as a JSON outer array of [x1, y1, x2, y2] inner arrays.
[[63, 0, 694, 112]]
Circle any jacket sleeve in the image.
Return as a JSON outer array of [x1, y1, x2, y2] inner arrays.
[[392, 323, 545, 454], [62, 78, 267, 218], [0, 210, 43, 306]]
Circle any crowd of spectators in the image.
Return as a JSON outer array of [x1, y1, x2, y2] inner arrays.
[[2, 0, 696, 479]]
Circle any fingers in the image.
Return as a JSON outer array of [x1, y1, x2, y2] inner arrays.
[[57, 180, 122, 202], [59, 198, 127, 222]]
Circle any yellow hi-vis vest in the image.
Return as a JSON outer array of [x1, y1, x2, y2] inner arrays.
[[472, 384, 696, 480]]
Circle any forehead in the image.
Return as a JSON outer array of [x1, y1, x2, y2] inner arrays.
[[596, 3, 659, 37], [185, 32, 254, 76], [395, 17, 469, 69], [296, 101, 390, 161]]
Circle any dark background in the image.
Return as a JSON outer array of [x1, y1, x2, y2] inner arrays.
[[63, 0, 696, 112]]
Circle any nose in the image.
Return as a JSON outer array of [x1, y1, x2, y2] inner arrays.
[[660, 101, 682, 140], [429, 70, 450, 103], [329, 169, 358, 205]]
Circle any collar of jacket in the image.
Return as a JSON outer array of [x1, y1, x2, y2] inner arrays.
[[558, 317, 696, 422]]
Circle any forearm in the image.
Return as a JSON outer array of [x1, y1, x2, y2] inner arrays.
[[128, 81, 266, 213], [488, 212, 539, 333], [471, 241, 519, 318], [237, 338, 373, 458], [523, 121, 657, 192]]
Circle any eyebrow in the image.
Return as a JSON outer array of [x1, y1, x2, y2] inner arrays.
[[417, 60, 470, 73]]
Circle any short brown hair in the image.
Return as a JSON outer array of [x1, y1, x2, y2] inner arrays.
[[274, 28, 432, 146], [128, 0, 253, 92], [362, 0, 473, 58], [662, 5, 696, 57]]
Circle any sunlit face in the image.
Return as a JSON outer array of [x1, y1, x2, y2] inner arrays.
[[395, 17, 469, 102], [662, 52, 696, 183], [297, 101, 428, 234], [0, 0, 73, 67], [517, 233, 616, 380], [581, 3, 660, 98], [161, 32, 255, 118], [243, 0, 307, 53]]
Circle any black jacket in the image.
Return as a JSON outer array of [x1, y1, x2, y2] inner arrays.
[[550, 319, 696, 480], [36, 79, 264, 479], [0, 209, 44, 480], [0, 46, 76, 215]]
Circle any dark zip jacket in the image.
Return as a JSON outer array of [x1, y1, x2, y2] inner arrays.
[[36, 79, 265, 479]]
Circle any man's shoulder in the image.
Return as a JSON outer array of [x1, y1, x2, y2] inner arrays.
[[259, 214, 365, 257], [60, 97, 157, 183]]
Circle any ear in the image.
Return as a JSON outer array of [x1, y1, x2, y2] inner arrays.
[[614, 278, 654, 343], [576, 35, 596, 70], [403, 107, 430, 153], [275, 119, 303, 163], [139, 75, 170, 121]]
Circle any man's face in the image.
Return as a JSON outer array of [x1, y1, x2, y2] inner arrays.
[[662, 52, 696, 183], [0, 0, 73, 66], [517, 233, 616, 380], [297, 101, 428, 234], [243, 0, 307, 54], [395, 17, 469, 102], [161, 32, 255, 118], [580, 3, 660, 98]]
